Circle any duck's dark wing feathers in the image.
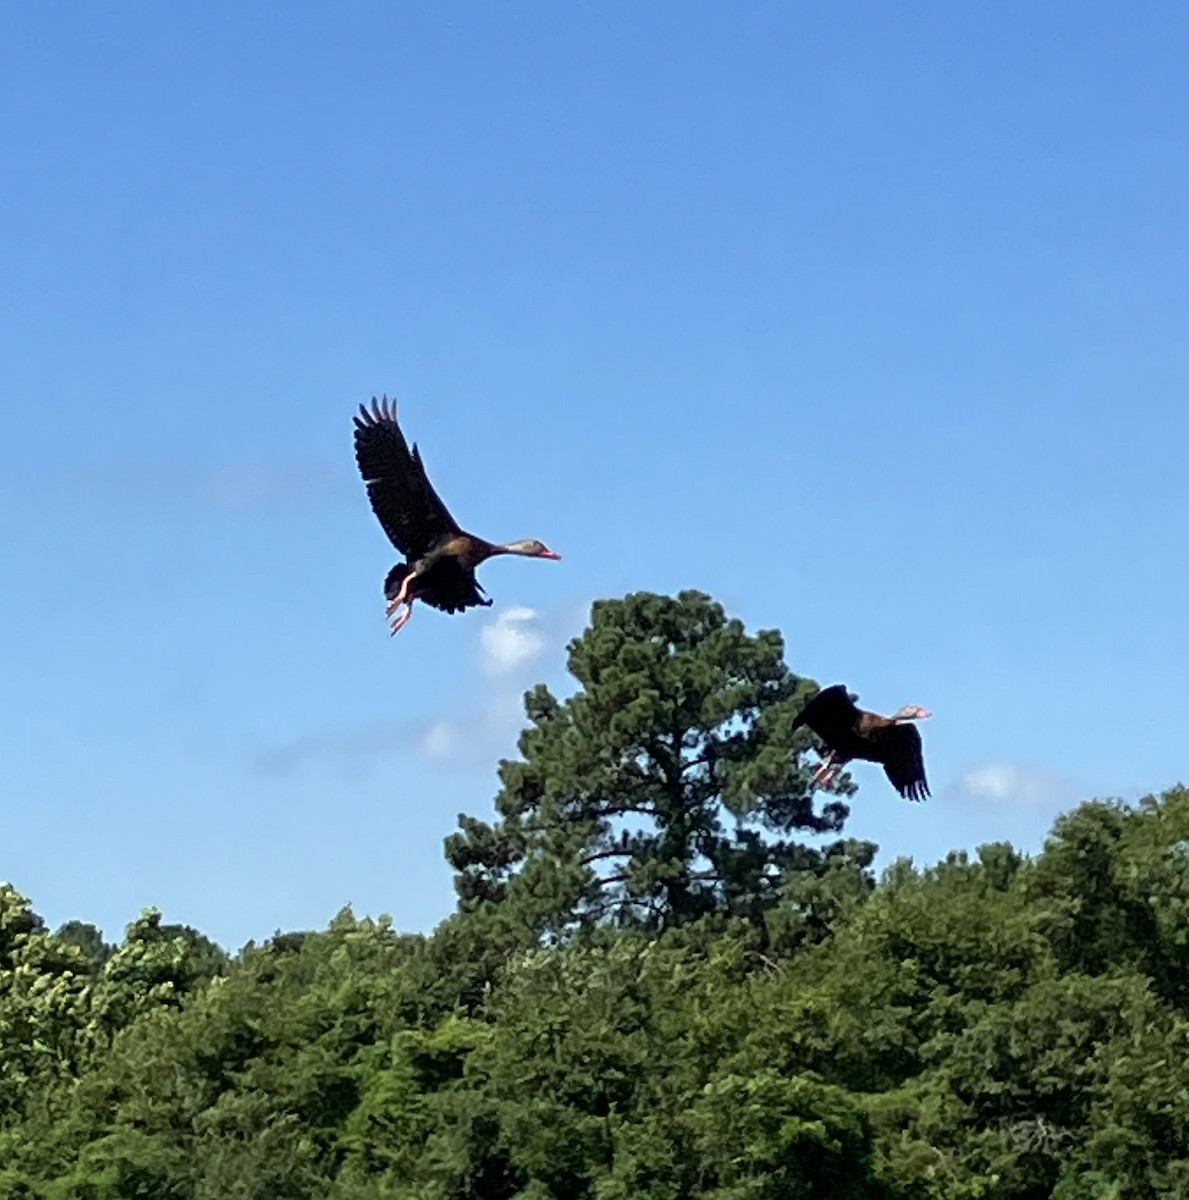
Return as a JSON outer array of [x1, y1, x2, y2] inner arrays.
[[867, 723, 930, 801], [791, 684, 862, 747], [354, 397, 460, 558]]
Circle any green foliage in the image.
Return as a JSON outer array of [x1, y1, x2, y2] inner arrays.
[[446, 591, 871, 941], [3, 596, 1188, 1197], [6, 783, 1189, 1196], [1028, 788, 1189, 1005], [85, 909, 229, 1046], [692, 1070, 872, 1199], [0, 886, 92, 1122], [53, 924, 114, 970]]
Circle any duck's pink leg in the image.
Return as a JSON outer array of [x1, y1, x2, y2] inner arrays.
[[386, 575, 415, 616], [389, 599, 415, 636], [386, 567, 424, 627], [811, 752, 841, 789]]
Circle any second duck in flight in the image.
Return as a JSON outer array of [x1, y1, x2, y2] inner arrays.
[[792, 684, 932, 801]]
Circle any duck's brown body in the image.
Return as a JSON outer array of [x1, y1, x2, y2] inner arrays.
[[354, 397, 559, 634], [436, 533, 499, 570]]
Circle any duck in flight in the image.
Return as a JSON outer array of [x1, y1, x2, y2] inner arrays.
[[792, 683, 932, 801], [353, 396, 560, 635]]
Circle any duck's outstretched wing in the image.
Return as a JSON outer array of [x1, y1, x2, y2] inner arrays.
[[869, 723, 930, 801], [791, 684, 861, 746], [353, 396, 461, 558]]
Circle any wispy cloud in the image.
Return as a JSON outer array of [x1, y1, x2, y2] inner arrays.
[[480, 606, 546, 676], [410, 602, 590, 766], [78, 463, 345, 508], [254, 722, 412, 777], [414, 692, 530, 766], [952, 761, 1080, 809], [255, 694, 534, 777], [256, 599, 593, 777], [420, 720, 455, 760], [191, 466, 343, 507]]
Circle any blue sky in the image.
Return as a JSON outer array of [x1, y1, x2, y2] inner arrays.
[[3, 3, 1187, 950]]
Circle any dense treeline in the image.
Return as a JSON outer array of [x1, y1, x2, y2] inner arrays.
[[3, 593, 1187, 1198]]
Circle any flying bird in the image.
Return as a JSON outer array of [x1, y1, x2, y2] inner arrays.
[[353, 396, 561, 635], [792, 684, 932, 801]]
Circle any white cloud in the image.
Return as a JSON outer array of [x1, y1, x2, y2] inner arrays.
[[420, 720, 456, 760], [256, 599, 592, 777], [480, 606, 546, 676], [403, 602, 589, 769], [954, 762, 1079, 808]]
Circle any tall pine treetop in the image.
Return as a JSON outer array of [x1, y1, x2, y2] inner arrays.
[[447, 591, 872, 937]]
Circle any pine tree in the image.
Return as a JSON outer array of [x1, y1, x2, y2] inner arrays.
[[446, 590, 871, 937]]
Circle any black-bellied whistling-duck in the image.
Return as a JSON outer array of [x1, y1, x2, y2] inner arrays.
[[792, 683, 932, 801], [353, 396, 560, 635]]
